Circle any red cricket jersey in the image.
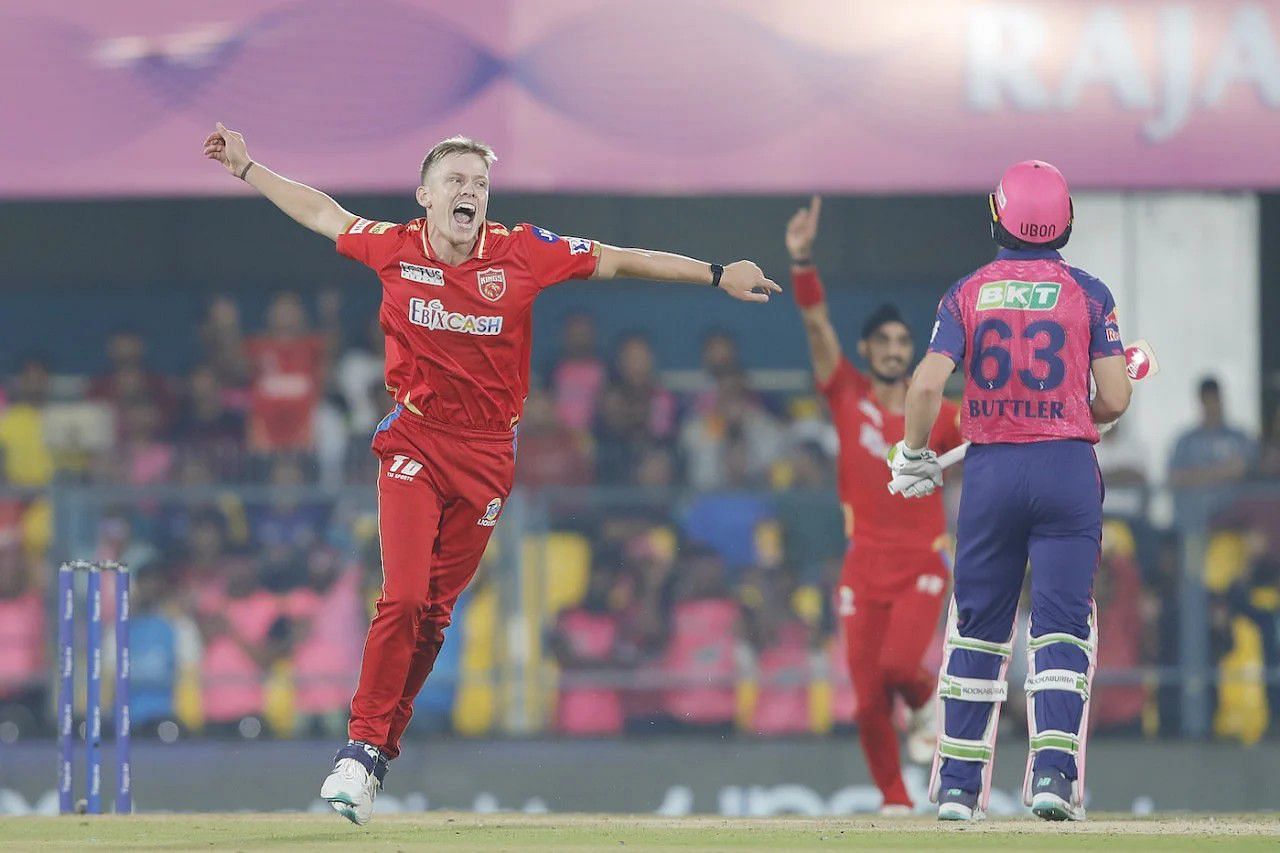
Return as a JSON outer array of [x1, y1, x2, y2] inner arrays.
[[337, 218, 601, 434], [821, 357, 963, 553], [245, 334, 327, 451]]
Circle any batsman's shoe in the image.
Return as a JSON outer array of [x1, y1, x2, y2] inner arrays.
[[1030, 770, 1083, 821], [320, 741, 388, 826], [936, 786, 980, 821], [905, 699, 937, 766]]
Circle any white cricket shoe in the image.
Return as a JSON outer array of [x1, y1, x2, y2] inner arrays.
[[1029, 770, 1085, 821], [936, 787, 981, 821], [905, 698, 937, 765], [320, 741, 386, 826]]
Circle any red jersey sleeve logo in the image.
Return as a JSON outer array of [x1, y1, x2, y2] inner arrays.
[[477, 267, 507, 302]]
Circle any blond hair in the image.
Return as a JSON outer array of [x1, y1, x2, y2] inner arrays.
[[419, 135, 497, 184]]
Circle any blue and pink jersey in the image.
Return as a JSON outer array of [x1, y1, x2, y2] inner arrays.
[[928, 247, 1123, 445]]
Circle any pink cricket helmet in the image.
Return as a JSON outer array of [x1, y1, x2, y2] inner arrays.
[[990, 160, 1073, 245]]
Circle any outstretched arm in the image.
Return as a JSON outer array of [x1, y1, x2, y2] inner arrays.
[[785, 196, 842, 385], [202, 123, 357, 241], [592, 246, 781, 304]]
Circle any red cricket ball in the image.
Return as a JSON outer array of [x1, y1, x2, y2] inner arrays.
[[1125, 346, 1149, 381]]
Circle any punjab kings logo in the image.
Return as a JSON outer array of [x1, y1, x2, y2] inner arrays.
[[478, 497, 503, 527], [477, 267, 507, 302]]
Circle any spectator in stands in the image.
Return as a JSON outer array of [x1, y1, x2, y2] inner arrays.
[[94, 507, 159, 571], [689, 330, 743, 415], [679, 371, 783, 491], [741, 565, 813, 735], [114, 399, 176, 486], [171, 364, 246, 473], [550, 311, 606, 432], [681, 444, 779, 577], [661, 544, 740, 732], [0, 356, 55, 487], [334, 316, 387, 440], [612, 533, 675, 730], [549, 564, 625, 735], [249, 457, 329, 600], [0, 539, 45, 736], [195, 555, 295, 735], [633, 445, 677, 490], [1225, 554, 1280, 732], [515, 381, 594, 489], [128, 560, 182, 734], [593, 334, 677, 484], [1168, 377, 1256, 524], [1091, 521, 1150, 734], [89, 329, 174, 424], [250, 456, 327, 552], [245, 292, 329, 453], [198, 295, 251, 400], [284, 550, 365, 737], [775, 440, 845, 584]]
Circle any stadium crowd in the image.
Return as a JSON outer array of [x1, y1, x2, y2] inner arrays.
[[0, 290, 1277, 744]]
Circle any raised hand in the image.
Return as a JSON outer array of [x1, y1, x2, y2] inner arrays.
[[202, 122, 252, 177], [719, 260, 783, 304], [785, 195, 822, 262]]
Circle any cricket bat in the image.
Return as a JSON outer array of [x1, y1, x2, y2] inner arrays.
[[887, 339, 1160, 495]]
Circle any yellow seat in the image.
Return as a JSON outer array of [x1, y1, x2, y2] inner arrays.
[[452, 582, 499, 736], [1204, 532, 1248, 594], [263, 659, 297, 737], [1213, 616, 1269, 745], [523, 532, 592, 616]]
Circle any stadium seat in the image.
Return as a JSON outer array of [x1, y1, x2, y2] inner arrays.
[[263, 659, 297, 737], [1213, 616, 1268, 745], [1204, 532, 1248, 594], [452, 582, 499, 736], [522, 532, 592, 615]]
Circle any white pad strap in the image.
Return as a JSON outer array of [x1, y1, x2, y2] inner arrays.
[[937, 735, 994, 763], [947, 634, 1013, 658], [1026, 631, 1094, 659], [1029, 729, 1081, 755], [1024, 669, 1090, 699], [939, 674, 1008, 702]]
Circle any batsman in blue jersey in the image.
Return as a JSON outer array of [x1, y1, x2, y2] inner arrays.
[[888, 161, 1133, 821]]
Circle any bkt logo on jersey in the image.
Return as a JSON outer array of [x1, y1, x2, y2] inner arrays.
[[977, 280, 1061, 311], [408, 298, 503, 336], [478, 497, 503, 527]]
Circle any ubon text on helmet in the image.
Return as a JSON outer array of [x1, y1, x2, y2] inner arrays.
[[990, 160, 1073, 251]]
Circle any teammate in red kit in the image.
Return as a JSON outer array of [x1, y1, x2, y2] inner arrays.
[[203, 123, 780, 826], [785, 197, 963, 814]]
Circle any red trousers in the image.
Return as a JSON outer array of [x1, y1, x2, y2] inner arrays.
[[349, 406, 514, 758], [838, 546, 949, 807]]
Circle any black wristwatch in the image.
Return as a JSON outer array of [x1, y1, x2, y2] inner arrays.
[[709, 263, 724, 288]]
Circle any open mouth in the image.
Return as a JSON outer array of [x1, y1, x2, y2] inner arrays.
[[452, 201, 477, 227]]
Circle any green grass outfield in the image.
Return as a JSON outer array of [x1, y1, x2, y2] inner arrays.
[[2, 813, 1277, 852]]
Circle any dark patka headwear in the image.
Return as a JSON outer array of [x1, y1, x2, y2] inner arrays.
[[861, 304, 908, 341]]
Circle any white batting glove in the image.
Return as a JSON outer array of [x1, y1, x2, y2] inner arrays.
[[887, 441, 942, 499]]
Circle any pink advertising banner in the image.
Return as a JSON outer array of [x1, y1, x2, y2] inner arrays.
[[2, 0, 1279, 197]]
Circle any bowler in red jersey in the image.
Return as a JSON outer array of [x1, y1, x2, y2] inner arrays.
[[785, 197, 963, 814], [204, 124, 779, 826]]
